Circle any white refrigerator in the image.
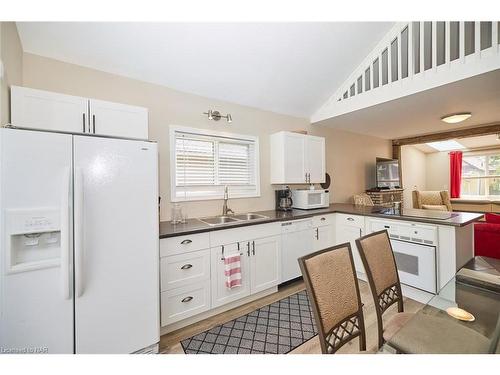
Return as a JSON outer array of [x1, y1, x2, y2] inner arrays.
[[0, 127, 160, 354]]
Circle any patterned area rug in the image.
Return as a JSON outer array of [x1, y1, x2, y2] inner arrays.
[[181, 290, 318, 354]]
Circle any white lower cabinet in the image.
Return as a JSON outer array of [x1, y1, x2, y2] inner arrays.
[[211, 235, 281, 308], [211, 242, 252, 308], [161, 282, 211, 326], [160, 249, 211, 290], [312, 214, 336, 251], [250, 236, 281, 294], [335, 214, 365, 274]]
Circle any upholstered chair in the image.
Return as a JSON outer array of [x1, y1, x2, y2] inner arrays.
[[412, 190, 452, 211], [298, 243, 366, 354], [353, 193, 374, 206], [355, 230, 414, 349]]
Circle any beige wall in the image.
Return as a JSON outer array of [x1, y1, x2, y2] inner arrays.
[[426, 151, 449, 191], [22, 52, 391, 220], [0, 22, 23, 125], [401, 145, 427, 208], [401, 146, 450, 207]]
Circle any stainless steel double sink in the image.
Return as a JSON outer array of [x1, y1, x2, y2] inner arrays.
[[198, 213, 269, 226]]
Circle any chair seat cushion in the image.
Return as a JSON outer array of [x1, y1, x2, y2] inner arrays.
[[383, 312, 414, 342], [421, 204, 448, 211], [388, 313, 490, 354]]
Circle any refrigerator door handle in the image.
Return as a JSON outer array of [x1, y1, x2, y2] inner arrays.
[[75, 168, 85, 298], [60, 167, 71, 299]]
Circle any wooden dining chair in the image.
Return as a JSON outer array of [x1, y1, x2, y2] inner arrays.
[[355, 230, 414, 349], [298, 243, 366, 354]]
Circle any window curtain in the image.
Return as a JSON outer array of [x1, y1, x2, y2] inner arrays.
[[449, 151, 463, 198]]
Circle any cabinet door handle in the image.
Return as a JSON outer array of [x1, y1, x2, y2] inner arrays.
[[181, 296, 193, 303], [247, 242, 251, 257], [180, 239, 192, 245], [180, 264, 193, 270], [305, 173, 308, 183], [92, 114, 96, 134], [82, 113, 86, 132], [347, 217, 355, 222], [315, 227, 319, 240], [252, 241, 255, 256], [320, 217, 326, 221]]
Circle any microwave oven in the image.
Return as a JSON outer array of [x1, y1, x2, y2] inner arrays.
[[291, 189, 330, 210]]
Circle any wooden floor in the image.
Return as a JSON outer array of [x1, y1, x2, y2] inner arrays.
[[159, 280, 423, 354]]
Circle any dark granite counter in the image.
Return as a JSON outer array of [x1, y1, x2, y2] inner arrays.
[[159, 203, 483, 239]]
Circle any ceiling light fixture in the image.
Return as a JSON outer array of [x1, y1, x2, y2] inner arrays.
[[203, 110, 232, 123], [441, 113, 472, 124]]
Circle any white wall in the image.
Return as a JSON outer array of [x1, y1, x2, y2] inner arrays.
[[401, 145, 427, 208], [21, 52, 392, 220], [0, 22, 23, 125], [426, 151, 449, 191]]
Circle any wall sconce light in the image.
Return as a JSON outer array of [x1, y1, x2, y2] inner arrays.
[[203, 110, 232, 123]]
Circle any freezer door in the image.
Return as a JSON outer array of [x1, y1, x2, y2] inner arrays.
[[73, 135, 159, 353], [0, 128, 74, 354]]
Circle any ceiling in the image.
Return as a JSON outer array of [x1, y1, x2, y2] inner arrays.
[[413, 134, 500, 153], [313, 69, 500, 139], [16, 22, 393, 118]]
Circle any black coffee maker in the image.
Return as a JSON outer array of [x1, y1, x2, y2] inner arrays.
[[275, 187, 293, 211]]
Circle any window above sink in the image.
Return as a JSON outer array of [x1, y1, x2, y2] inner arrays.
[[170, 125, 261, 202]]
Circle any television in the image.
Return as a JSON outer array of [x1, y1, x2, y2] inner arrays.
[[376, 157, 400, 189]]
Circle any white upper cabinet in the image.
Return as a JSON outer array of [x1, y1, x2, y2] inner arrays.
[[89, 99, 148, 139], [11, 86, 88, 134], [270, 131, 325, 184], [305, 135, 326, 183], [10, 86, 148, 140]]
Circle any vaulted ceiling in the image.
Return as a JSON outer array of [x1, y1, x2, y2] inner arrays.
[[16, 22, 394, 118]]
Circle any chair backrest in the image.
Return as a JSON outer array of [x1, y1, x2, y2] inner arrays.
[[412, 190, 452, 211], [353, 193, 374, 206], [355, 230, 404, 347], [298, 243, 365, 354]]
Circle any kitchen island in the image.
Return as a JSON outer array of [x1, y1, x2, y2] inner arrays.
[[159, 204, 483, 333]]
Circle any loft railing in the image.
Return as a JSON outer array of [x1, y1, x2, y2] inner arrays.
[[312, 21, 500, 123]]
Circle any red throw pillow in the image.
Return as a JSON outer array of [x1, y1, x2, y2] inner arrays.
[[485, 213, 500, 224]]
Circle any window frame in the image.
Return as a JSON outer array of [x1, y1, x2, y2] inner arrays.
[[169, 125, 261, 202], [461, 150, 500, 199]]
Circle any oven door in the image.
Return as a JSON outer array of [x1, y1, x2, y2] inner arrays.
[[390, 239, 436, 294]]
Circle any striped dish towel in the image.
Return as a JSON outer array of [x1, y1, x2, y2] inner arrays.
[[224, 254, 242, 289]]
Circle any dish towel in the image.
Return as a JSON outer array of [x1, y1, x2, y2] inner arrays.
[[224, 254, 242, 289]]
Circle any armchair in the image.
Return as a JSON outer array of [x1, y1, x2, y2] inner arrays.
[[412, 190, 452, 211]]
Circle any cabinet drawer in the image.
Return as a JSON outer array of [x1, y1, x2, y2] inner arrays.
[[160, 232, 210, 257], [161, 282, 211, 326], [336, 213, 364, 228], [160, 249, 210, 291], [312, 213, 335, 227]]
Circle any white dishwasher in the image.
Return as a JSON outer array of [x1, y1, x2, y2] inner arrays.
[[281, 219, 314, 283]]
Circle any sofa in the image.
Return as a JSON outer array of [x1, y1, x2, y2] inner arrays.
[[474, 213, 500, 259]]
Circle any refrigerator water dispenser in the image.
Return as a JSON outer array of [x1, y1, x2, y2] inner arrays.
[[5, 208, 61, 273]]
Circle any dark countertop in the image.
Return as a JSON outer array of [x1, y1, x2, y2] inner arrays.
[[159, 203, 484, 239]]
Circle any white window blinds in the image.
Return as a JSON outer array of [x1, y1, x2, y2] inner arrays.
[[171, 128, 260, 201]]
